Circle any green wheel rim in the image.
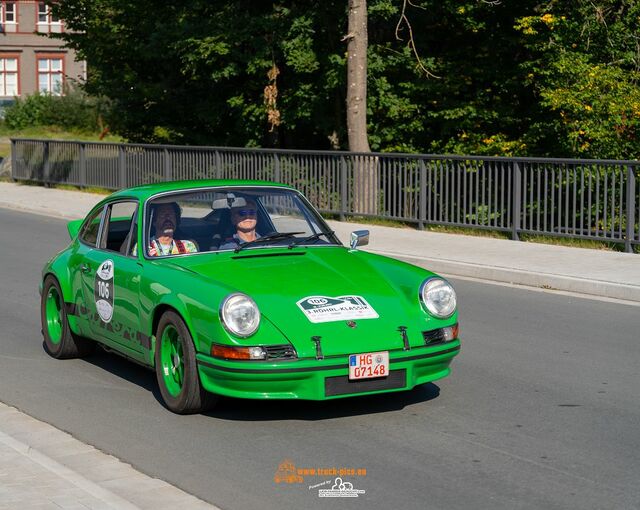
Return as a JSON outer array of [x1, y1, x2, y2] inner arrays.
[[45, 286, 63, 345], [160, 325, 185, 397]]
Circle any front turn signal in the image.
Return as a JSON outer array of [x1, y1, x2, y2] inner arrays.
[[211, 344, 267, 360]]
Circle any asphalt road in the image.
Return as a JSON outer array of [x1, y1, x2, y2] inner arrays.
[[1, 208, 639, 510]]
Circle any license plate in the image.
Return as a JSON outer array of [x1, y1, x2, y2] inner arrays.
[[348, 351, 389, 380]]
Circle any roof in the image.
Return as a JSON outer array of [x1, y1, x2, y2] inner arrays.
[[107, 179, 293, 202]]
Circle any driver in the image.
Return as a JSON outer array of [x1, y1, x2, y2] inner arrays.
[[218, 198, 260, 250], [133, 202, 198, 256]]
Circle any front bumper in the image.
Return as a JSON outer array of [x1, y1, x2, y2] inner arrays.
[[196, 340, 460, 400]]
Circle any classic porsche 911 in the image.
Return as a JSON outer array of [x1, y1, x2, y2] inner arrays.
[[40, 180, 460, 413]]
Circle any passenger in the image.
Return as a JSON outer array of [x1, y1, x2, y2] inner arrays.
[[218, 198, 260, 250], [134, 202, 198, 256]]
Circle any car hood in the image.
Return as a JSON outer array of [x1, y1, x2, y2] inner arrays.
[[167, 247, 433, 358]]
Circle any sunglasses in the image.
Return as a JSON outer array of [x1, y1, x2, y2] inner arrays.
[[234, 208, 257, 217]]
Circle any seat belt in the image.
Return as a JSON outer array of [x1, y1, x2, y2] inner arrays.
[[174, 239, 187, 254]]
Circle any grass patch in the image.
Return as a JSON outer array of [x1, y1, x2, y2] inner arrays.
[[15, 180, 112, 195], [0, 125, 123, 159], [520, 233, 620, 251], [427, 226, 625, 250], [341, 215, 415, 229], [55, 184, 112, 195], [424, 224, 509, 239]]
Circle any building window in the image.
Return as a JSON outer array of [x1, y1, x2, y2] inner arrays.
[[0, 56, 18, 97], [38, 2, 47, 22], [1, 2, 17, 32], [37, 2, 62, 33], [4, 2, 15, 22], [38, 57, 63, 95]]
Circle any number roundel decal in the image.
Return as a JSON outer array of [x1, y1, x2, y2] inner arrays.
[[94, 259, 114, 323]]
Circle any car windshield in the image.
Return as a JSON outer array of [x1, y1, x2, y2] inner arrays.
[[144, 187, 341, 257]]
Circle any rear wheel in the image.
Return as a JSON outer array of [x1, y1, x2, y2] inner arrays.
[[41, 275, 95, 359], [155, 310, 217, 414]]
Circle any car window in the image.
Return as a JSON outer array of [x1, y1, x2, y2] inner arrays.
[[100, 201, 138, 254], [78, 207, 104, 247], [143, 187, 339, 257]]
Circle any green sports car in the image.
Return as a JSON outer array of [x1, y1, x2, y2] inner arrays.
[[40, 180, 460, 414]]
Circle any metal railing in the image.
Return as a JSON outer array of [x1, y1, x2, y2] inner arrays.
[[10, 138, 640, 252]]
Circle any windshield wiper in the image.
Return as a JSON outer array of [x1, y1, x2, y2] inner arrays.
[[234, 231, 304, 253], [288, 230, 335, 249]]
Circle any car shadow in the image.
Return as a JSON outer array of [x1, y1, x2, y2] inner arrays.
[[74, 344, 164, 402], [74, 344, 441, 420], [205, 383, 441, 422]]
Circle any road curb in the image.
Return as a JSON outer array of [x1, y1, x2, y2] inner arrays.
[[373, 250, 640, 303]]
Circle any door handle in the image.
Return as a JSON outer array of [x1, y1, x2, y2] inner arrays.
[[81, 264, 91, 274]]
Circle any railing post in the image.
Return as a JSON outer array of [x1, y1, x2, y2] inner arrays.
[[164, 148, 172, 182], [79, 143, 86, 188], [10, 139, 17, 181], [625, 165, 636, 253], [512, 161, 522, 241], [274, 153, 281, 182], [118, 145, 126, 189], [340, 156, 347, 221], [419, 159, 427, 230], [43, 140, 50, 186], [215, 150, 222, 179]]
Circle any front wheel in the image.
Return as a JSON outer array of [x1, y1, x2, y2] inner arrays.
[[155, 310, 217, 414], [41, 275, 95, 359]]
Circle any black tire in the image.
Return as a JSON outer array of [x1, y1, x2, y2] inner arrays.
[[41, 275, 95, 359], [154, 310, 218, 414]]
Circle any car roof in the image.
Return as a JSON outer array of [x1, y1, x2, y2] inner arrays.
[[106, 179, 294, 203]]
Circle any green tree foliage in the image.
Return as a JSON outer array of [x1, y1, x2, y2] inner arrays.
[[515, 3, 640, 159], [388, 0, 539, 156], [52, 1, 348, 147], [50, 1, 640, 159]]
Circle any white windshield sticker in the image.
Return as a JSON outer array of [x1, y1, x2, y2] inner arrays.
[[297, 296, 379, 324], [94, 259, 114, 323]]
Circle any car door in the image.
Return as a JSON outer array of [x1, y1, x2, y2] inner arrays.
[[80, 200, 145, 358]]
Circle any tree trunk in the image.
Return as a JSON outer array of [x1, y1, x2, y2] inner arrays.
[[346, 0, 369, 154], [346, 0, 378, 215]]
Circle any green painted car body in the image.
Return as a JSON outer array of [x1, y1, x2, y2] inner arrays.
[[41, 180, 460, 404]]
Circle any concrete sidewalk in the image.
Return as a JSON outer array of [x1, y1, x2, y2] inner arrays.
[[0, 402, 217, 510], [1, 181, 638, 303]]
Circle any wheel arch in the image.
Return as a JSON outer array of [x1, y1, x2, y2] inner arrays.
[[149, 301, 199, 367], [42, 269, 82, 335], [43, 260, 74, 304], [151, 299, 199, 343], [152, 303, 184, 338]]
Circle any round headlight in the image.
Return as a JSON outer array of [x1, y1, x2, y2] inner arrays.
[[420, 278, 457, 318], [220, 293, 260, 337]]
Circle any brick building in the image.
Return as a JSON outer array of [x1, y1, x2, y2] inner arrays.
[[0, 1, 85, 104]]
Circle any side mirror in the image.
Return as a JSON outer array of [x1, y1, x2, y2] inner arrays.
[[350, 230, 369, 250]]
